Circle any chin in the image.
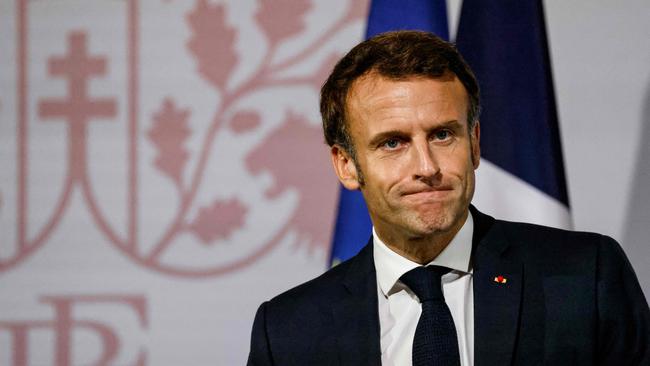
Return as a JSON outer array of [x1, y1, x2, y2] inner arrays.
[[407, 216, 454, 237], [413, 207, 466, 235]]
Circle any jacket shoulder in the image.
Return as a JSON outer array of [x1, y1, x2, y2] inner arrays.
[[265, 245, 372, 317], [268, 256, 352, 307], [491, 218, 613, 261], [494, 218, 603, 243]]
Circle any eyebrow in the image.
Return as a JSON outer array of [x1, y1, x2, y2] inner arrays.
[[367, 120, 463, 148], [367, 130, 408, 148]]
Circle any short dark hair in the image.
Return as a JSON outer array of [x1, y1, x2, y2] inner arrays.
[[320, 30, 480, 155]]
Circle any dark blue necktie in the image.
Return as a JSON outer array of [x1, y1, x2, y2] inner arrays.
[[400, 266, 461, 366]]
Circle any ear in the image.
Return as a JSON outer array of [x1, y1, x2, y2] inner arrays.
[[470, 121, 481, 169], [330, 145, 361, 190]]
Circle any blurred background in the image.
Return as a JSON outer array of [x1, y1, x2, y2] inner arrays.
[[0, 0, 648, 365]]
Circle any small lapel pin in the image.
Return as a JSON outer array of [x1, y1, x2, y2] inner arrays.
[[494, 275, 507, 284]]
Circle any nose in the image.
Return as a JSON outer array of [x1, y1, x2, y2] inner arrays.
[[411, 138, 440, 183]]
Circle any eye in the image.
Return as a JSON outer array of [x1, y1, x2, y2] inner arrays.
[[382, 138, 402, 150], [433, 130, 452, 141], [435, 130, 449, 140]]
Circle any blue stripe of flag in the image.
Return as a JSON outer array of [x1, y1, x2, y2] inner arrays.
[[366, 0, 449, 39], [455, 0, 569, 205], [328, 0, 450, 266]]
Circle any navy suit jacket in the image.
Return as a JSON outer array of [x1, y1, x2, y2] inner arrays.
[[248, 207, 650, 365]]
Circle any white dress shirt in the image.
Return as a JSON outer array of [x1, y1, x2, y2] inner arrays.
[[373, 213, 474, 366]]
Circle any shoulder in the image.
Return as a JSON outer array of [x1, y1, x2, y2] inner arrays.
[[494, 217, 604, 245], [471, 206, 612, 261], [268, 257, 350, 308], [493, 218, 616, 258], [473, 207, 634, 274], [264, 244, 372, 315], [479, 213, 642, 292]]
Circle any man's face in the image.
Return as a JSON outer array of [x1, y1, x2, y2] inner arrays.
[[331, 73, 480, 244]]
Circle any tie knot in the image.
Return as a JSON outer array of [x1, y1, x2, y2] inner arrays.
[[399, 265, 450, 302]]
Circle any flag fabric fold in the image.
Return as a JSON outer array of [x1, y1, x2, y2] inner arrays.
[[456, 0, 568, 205], [456, 0, 571, 227]]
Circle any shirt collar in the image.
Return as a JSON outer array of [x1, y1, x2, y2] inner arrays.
[[373, 212, 474, 297]]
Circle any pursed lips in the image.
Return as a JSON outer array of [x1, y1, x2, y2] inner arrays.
[[400, 186, 454, 201]]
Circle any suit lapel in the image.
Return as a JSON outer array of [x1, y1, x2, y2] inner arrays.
[[331, 242, 382, 366], [471, 207, 523, 366]]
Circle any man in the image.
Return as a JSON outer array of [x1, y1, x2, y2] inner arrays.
[[247, 31, 650, 365]]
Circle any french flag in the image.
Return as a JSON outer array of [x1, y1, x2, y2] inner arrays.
[[329, 0, 570, 266]]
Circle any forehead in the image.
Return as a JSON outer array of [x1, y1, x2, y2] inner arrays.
[[345, 73, 468, 131]]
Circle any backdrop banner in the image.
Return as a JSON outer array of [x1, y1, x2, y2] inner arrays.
[[0, 1, 367, 364]]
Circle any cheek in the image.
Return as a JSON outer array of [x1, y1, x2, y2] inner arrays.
[[368, 156, 408, 179], [382, 163, 413, 189], [441, 147, 474, 174], [439, 157, 467, 177], [363, 165, 407, 202]]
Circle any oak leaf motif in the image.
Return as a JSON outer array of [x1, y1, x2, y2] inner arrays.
[[188, 198, 248, 244], [186, 0, 238, 89], [230, 110, 261, 133], [148, 98, 191, 188], [255, 0, 311, 45]]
